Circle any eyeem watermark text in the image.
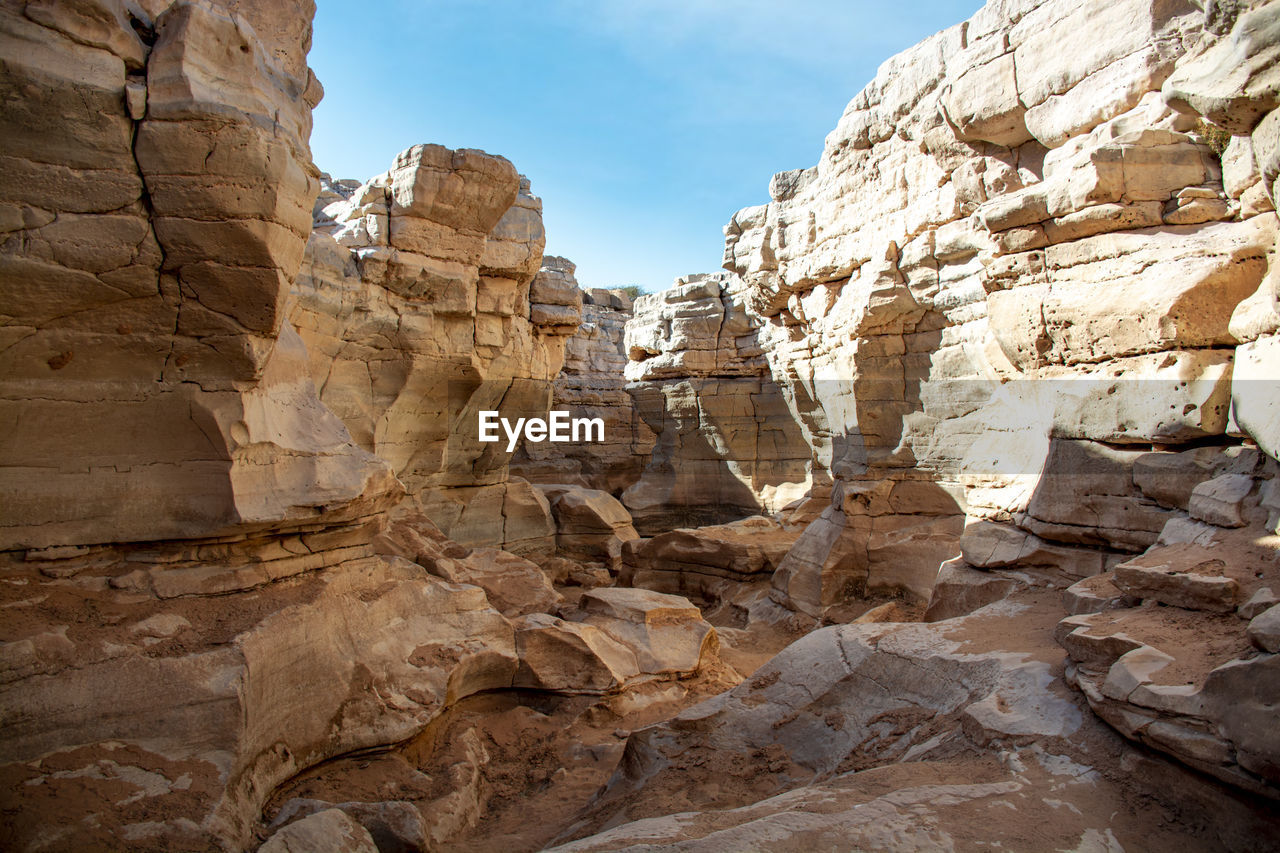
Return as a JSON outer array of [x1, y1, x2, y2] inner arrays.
[[479, 410, 605, 452]]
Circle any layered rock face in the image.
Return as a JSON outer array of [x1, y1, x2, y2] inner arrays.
[[0, 5, 628, 852], [0, 0, 397, 553], [622, 273, 814, 533], [0, 5, 525, 850], [4, 0, 1280, 848], [620, 0, 1279, 627], [294, 157, 581, 555], [511, 269, 654, 494], [611, 0, 1280, 808]]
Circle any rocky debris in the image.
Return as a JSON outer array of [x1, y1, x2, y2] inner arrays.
[[513, 282, 655, 493], [1058, 508, 1280, 799], [513, 613, 648, 693], [1062, 574, 1141, 616], [293, 147, 578, 557], [269, 798, 430, 853], [1249, 605, 1280, 652], [512, 587, 727, 696], [573, 588, 724, 676], [1112, 543, 1243, 612], [557, 588, 1280, 851], [923, 557, 1022, 621], [537, 485, 640, 570], [259, 809, 378, 853], [1189, 473, 1257, 527]]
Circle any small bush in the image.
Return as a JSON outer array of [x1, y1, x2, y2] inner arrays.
[[1196, 118, 1232, 157]]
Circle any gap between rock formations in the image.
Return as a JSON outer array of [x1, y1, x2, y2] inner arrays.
[[1, 0, 1280, 851]]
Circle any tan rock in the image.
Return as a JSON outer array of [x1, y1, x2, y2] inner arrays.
[[572, 587, 721, 677], [622, 287, 813, 533], [1248, 604, 1280, 652], [511, 613, 641, 693], [1232, 335, 1280, 460], [1112, 546, 1241, 612], [1013, 440, 1173, 552], [1163, 1, 1280, 134], [942, 53, 1031, 148], [625, 516, 796, 584], [1133, 445, 1262, 511], [537, 484, 638, 567], [513, 283, 653, 493], [0, 555, 519, 851], [987, 219, 1273, 370], [260, 809, 378, 853], [922, 557, 1019, 621], [269, 800, 429, 853], [439, 548, 559, 617], [959, 520, 1114, 580], [0, 0, 400, 554], [292, 148, 575, 553], [1188, 473, 1256, 527]]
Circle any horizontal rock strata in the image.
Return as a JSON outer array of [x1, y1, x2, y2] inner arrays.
[[512, 271, 654, 493]]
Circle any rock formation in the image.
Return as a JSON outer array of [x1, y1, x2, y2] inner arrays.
[[0, 3, 691, 851], [554, 588, 1280, 851], [512, 275, 655, 494], [622, 273, 815, 533], [621, 0, 1279, 626], [0, 0, 396, 553], [2, 0, 1280, 849], [610, 0, 1280, 816], [295, 151, 580, 557]]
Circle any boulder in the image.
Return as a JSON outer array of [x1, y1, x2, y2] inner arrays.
[[260, 809, 378, 853], [571, 588, 721, 677], [538, 485, 639, 568], [1248, 604, 1280, 653]]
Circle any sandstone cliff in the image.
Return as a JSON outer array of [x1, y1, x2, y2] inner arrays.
[[294, 152, 581, 556], [613, 0, 1280, 811], [511, 263, 655, 495], [0, 0, 398, 554], [0, 3, 618, 851], [622, 272, 814, 533], [2, 0, 1279, 849], [624, 0, 1278, 614]]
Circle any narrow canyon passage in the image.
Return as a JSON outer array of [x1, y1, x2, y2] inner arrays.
[[2, 0, 1279, 851]]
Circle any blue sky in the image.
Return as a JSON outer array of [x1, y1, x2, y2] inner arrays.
[[309, 1, 984, 292]]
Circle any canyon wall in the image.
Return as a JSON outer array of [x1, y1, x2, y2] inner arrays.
[[294, 156, 581, 556], [615, 0, 1280, 802], [0, 0, 398, 553], [625, 0, 1278, 611], [0, 3, 602, 851], [622, 273, 815, 533], [511, 266, 654, 495], [1, 0, 1278, 848]]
